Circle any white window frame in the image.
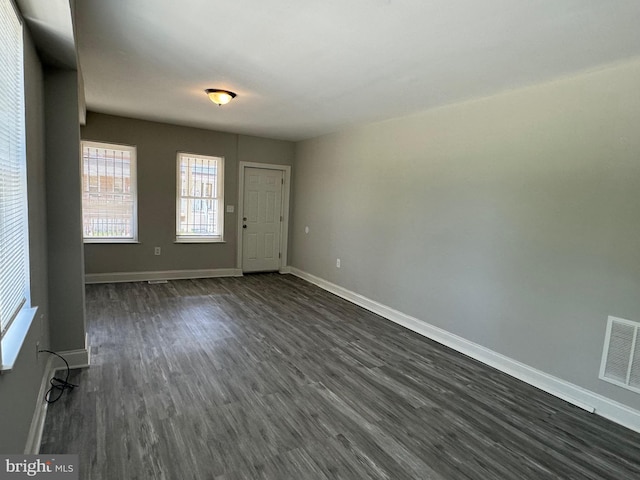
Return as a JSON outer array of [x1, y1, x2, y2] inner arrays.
[[81, 140, 138, 243], [176, 152, 224, 243], [0, 0, 37, 373]]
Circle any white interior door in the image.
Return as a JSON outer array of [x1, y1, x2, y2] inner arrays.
[[242, 167, 283, 272]]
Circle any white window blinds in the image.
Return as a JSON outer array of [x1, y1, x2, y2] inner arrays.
[[0, 0, 29, 337]]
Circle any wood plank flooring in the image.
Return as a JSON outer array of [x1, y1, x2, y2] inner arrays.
[[40, 274, 640, 479]]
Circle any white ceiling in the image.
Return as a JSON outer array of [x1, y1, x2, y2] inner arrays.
[[73, 0, 640, 141], [17, 0, 76, 68]]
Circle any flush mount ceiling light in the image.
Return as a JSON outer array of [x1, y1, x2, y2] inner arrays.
[[205, 89, 236, 106]]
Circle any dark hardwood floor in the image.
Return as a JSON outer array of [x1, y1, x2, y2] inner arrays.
[[40, 274, 640, 479]]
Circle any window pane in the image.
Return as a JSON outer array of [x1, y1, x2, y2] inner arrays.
[[176, 153, 224, 239], [81, 142, 137, 240]]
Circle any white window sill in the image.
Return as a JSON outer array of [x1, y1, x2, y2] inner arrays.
[[84, 240, 140, 244], [1, 306, 38, 373], [174, 238, 225, 244]]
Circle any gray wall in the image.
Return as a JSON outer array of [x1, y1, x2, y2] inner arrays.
[[291, 58, 640, 410], [45, 68, 86, 352], [0, 27, 51, 454], [81, 113, 294, 275]]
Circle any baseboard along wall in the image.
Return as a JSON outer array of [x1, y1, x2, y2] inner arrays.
[[66, 266, 640, 438], [85, 268, 243, 284], [289, 267, 640, 434], [25, 346, 91, 454]]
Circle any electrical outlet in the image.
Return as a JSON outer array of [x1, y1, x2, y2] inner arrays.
[[154, 247, 161, 256], [336, 258, 341, 268]]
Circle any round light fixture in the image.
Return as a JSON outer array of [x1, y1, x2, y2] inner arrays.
[[205, 89, 237, 106]]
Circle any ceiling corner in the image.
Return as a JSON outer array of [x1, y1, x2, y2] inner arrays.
[[16, 0, 77, 70]]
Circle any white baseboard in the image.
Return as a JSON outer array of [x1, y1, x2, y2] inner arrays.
[[24, 356, 56, 454], [24, 345, 91, 454], [279, 266, 292, 274], [52, 346, 91, 371], [85, 268, 243, 284], [289, 267, 640, 434]]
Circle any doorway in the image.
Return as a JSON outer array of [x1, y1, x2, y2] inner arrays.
[[237, 162, 291, 273]]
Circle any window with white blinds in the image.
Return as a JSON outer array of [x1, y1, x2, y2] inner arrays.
[[176, 153, 224, 242], [0, 0, 30, 340], [81, 141, 138, 242]]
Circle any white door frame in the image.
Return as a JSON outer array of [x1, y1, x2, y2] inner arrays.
[[237, 162, 291, 273]]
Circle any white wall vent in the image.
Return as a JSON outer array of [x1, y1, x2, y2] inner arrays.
[[599, 316, 640, 394]]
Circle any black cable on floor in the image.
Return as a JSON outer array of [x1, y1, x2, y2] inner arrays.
[[38, 350, 78, 403]]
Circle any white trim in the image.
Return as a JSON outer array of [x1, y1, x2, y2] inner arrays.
[[85, 268, 243, 284], [176, 152, 225, 242], [24, 344, 91, 454], [24, 355, 55, 454], [174, 238, 225, 244], [84, 239, 140, 244], [237, 162, 291, 272], [52, 346, 91, 370], [1, 306, 37, 372], [81, 140, 138, 242], [290, 267, 640, 434], [279, 266, 292, 274]]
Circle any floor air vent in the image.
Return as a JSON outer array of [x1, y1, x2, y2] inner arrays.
[[599, 316, 640, 394]]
